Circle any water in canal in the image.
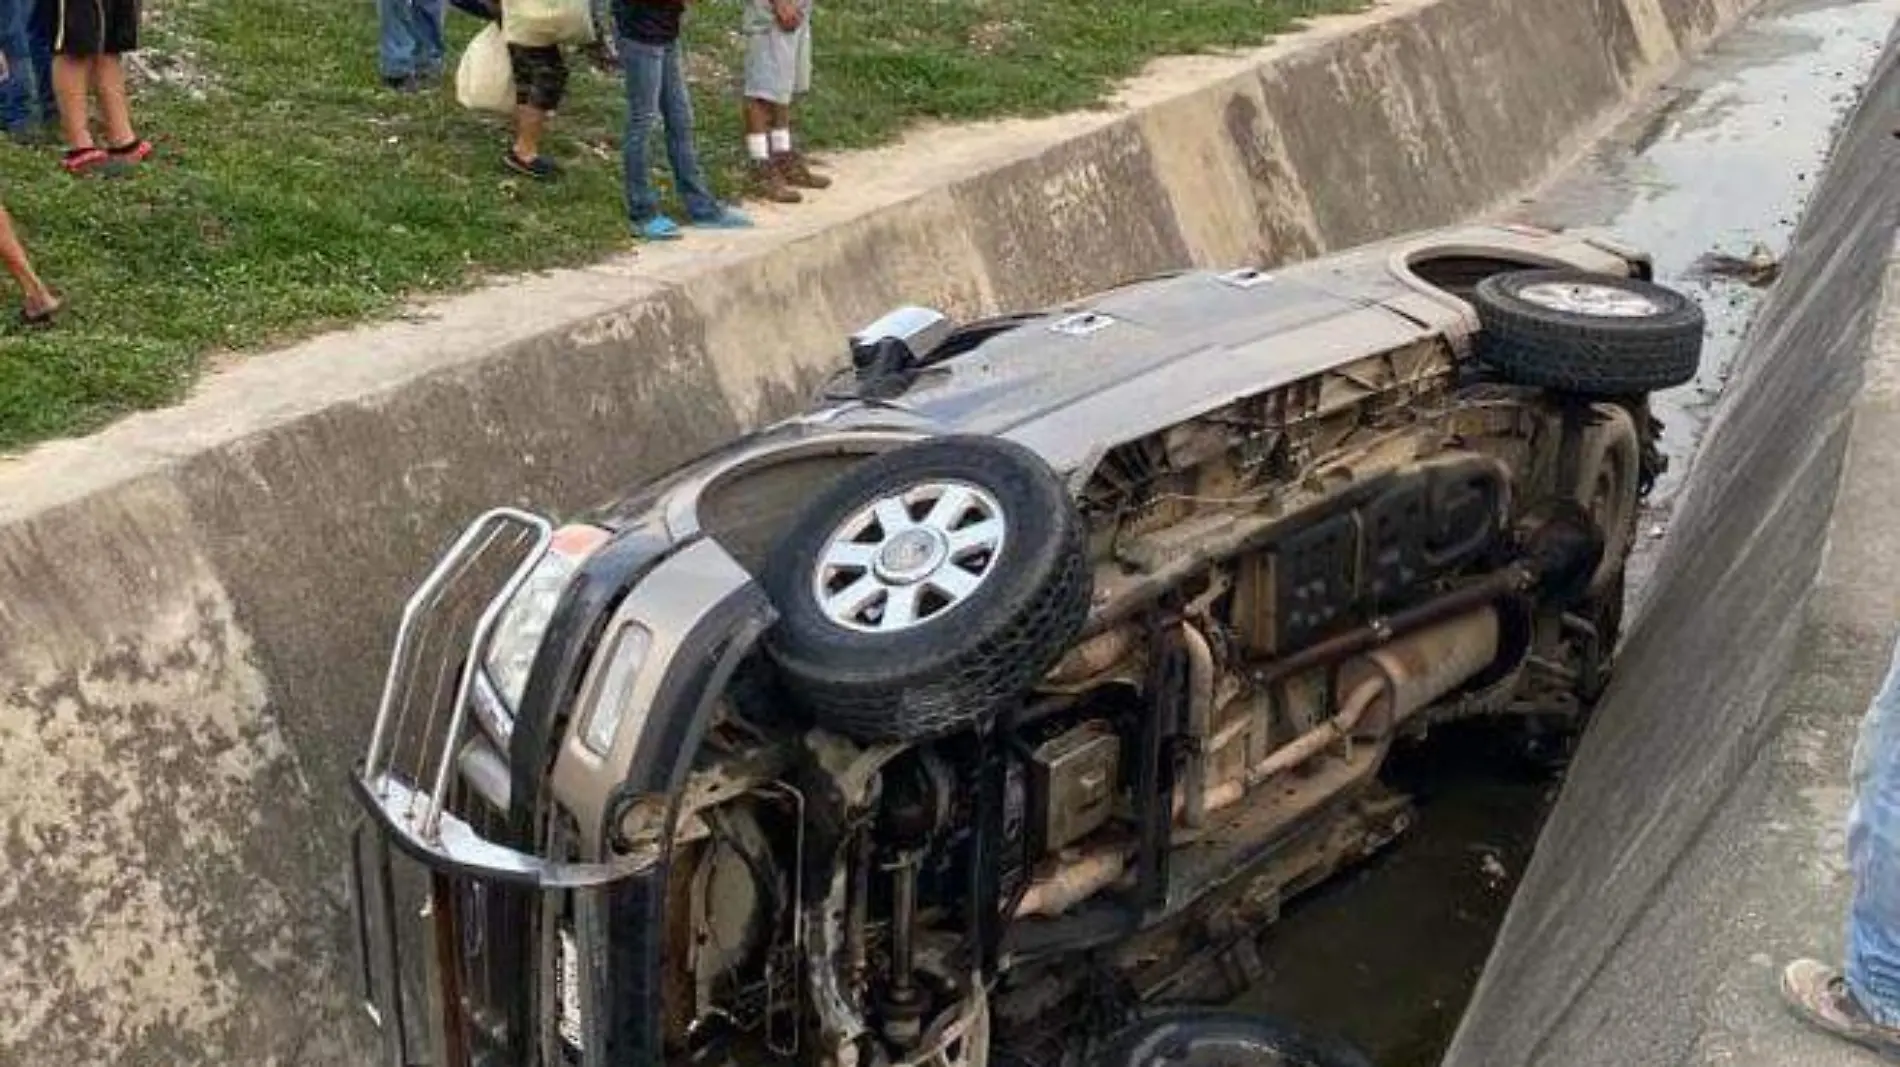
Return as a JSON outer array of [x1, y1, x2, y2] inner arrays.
[[1226, 1, 1900, 1062]]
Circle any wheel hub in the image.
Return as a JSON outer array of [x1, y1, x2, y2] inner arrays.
[[875, 528, 949, 584], [1516, 281, 1660, 318], [812, 480, 1009, 633]]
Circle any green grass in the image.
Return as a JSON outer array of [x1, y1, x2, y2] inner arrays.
[[0, 0, 1359, 451]]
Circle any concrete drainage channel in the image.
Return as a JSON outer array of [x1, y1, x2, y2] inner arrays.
[[9, 0, 1896, 1060], [1232, 2, 1900, 1064]]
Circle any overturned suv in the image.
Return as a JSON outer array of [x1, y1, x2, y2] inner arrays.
[[351, 225, 1702, 1067]]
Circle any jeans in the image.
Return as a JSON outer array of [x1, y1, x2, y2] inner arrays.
[[0, 0, 45, 131], [1847, 634, 1900, 1027], [619, 38, 720, 224], [378, 0, 444, 80]]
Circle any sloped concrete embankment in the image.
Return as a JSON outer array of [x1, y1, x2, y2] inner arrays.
[[0, 0, 1754, 1061], [1445, 27, 1900, 1067]]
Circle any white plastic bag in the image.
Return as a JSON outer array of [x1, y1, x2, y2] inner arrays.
[[502, 0, 595, 47], [456, 23, 515, 114]]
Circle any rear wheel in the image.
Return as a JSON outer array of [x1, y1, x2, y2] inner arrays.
[[1472, 269, 1704, 396]]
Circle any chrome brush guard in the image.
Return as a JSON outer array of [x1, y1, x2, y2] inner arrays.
[[346, 508, 649, 1067]]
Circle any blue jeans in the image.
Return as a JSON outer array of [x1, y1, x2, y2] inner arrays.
[[1847, 634, 1900, 1027], [378, 0, 445, 80], [620, 38, 720, 224], [0, 0, 45, 131]]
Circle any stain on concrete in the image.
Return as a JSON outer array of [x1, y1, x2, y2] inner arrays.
[[1216, 92, 1327, 266], [952, 121, 1195, 309], [0, 485, 359, 1066]]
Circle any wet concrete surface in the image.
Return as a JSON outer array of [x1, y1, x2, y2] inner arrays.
[[1226, 1, 1900, 1063]]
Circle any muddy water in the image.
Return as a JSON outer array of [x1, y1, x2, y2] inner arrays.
[[1226, 2, 1900, 1063]]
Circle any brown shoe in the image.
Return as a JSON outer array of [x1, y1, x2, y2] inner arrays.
[[775, 151, 832, 190], [1781, 959, 1900, 1058], [746, 159, 802, 204]]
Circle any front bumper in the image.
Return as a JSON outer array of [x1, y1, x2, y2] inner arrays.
[[346, 508, 774, 1067]]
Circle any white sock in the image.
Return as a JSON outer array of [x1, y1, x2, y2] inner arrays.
[[769, 128, 793, 155], [746, 133, 770, 161]]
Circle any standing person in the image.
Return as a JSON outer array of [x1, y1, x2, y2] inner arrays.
[[378, 0, 445, 91], [36, 0, 150, 174], [0, 195, 59, 325], [740, 0, 828, 203], [615, 0, 750, 238], [1782, 633, 1900, 1058]]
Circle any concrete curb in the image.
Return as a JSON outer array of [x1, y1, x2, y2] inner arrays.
[[1446, 25, 1900, 1067], [0, 0, 1756, 1060]]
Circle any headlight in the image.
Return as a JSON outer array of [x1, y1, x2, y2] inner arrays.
[[484, 524, 610, 713], [582, 623, 652, 756]]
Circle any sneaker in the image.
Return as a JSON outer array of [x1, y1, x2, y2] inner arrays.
[[745, 159, 801, 204], [687, 206, 754, 230], [382, 74, 419, 93], [1781, 959, 1900, 1058], [636, 215, 683, 241], [503, 151, 562, 181], [775, 152, 831, 190]]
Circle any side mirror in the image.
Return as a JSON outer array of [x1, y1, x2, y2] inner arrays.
[[849, 306, 954, 371]]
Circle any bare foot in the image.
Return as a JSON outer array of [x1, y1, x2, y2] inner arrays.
[[22, 291, 60, 326]]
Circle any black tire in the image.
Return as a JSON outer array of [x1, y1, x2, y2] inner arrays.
[[762, 436, 1092, 743], [1102, 1009, 1375, 1067], [1473, 269, 1704, 395]]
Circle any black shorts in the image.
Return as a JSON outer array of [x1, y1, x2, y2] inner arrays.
[[37, 0, 141, 56], [507, 44, 567, 111]]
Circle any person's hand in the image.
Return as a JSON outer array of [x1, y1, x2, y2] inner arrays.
[[0, 55, 11, 82], [772, 0, 801, 31]]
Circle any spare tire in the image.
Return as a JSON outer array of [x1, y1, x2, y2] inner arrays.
[[1102, 1009, 1375, 1067], [1472, 268, 1704, 395], [762, 436, 1091, 743]]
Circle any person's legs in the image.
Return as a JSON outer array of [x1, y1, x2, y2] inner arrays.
[[412, 0, 445, 80], [740, 13, 799, 204], [377, 0, 419, 83], [25, 2, 50, 121], [0, 0, 34, 135], [505, 44, 564, 177], [51, 54, 91, 149], [656, 40, 730, 223], [0, 200, 57, 319], [91, 54, 134, 147], [1846, 642, 1900, 1023], [511, 102, 546, 161], [772, 12, 827, 188], [618, 39, 666, 228], [1783, 636, 1900, 1056]]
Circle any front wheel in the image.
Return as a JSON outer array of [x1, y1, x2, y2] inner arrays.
[[762, 436, 1092, 743], [1472, 269, 1704, 395], [1101, 1009, 1376, 1067]]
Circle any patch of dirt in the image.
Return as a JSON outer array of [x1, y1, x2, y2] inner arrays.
[[125, 0, 221, 99]]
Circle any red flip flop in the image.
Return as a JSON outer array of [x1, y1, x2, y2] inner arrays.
[[107, 138, 152, 163], [60, 146, 107, 174]]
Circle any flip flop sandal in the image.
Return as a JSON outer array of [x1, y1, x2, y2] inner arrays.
[[106, 138, 153, 163], [60, 147, 108, 174]]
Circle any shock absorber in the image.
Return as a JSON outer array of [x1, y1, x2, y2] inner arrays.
[[874, 753, 951, 1051], [881, 847, 928, 1049]]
